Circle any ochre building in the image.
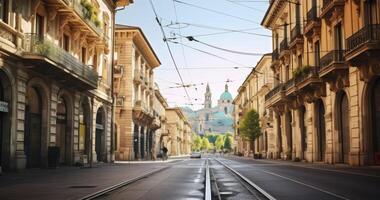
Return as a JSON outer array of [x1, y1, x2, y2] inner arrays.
[[114, 25, 161, 160], [0, 0, 132, 171], [261, 0, 380, 166]]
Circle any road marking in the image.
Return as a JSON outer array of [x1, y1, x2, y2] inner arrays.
[[261, 170, 351, 200], [231, 157, 380, 179], [205, 159, 212, 200]]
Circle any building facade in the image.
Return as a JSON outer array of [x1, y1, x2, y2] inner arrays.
[[153, 88, 168, 159], [114, 25, 161, 160], [233, 54, 274, 157], [165, 107, 191, 156], [182, 84, 234, 135], [262, 0, 380, 166], [0, 0, 132, 171]]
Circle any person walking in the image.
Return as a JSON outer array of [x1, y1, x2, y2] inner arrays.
[[162, 146, 168, 161]]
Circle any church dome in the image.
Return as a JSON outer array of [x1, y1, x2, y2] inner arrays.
[[220, 83, 233, 101], [220, 91, 233, 101]]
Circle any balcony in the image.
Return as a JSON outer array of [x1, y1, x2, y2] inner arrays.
[[284, 78, 297, 98], [320, 0, 345, 23], [319, 50, 347, 78], [294, 66, 322, 93], [0, 21, 22, 51], [150, 116, 161, 130], [22, 33, 98, 89], [265, 83, 286, 108], [304, 6, 321, 39], [133, 69, 142, 84], [133, 100, 153, 123], [289, 24, 303, 50], [345, 25, 380, 64], [71, 0, 103, 37], [279, 39, 290, 59]]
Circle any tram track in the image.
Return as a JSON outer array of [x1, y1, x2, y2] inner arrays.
[[208, 158, 276, 200]]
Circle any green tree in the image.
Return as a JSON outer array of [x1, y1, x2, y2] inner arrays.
[[192, 133, 202, 151], [201, 137, 211, 151], [204, 133, 217, 144], [224, 135, 233, 151], [215, 135, 225, 150], [240, 109, 261, 142]]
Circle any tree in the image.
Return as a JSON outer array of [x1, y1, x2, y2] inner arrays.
[[224, 135, 233, 151], [215, 135, 225, 150], [240, 109, 261, 142], [192, 133, 202, 151], [201, 137, 211, 151]]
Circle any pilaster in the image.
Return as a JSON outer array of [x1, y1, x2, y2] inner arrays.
[[15, 69, 27, 170]]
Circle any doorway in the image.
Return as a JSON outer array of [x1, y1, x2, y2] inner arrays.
[[95, 107, 105, 162], [316, 99, 326, 162], [25, 87, 42, 168], [338, 92, 350, 163], [299, 106, 307, 159], [371, 79, 380, 165]]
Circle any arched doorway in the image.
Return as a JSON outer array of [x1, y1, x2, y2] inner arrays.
[[276, 113, 282, 158], [286, 111, 293, 159], [337, 91, 350, 163], [95, 107, 106, 162], [25, 87, 43, 168], [0, 71, 11, 171], [56, 96, 73, 165], [316, 99, 326, 162], [133, 124, 139, 160], [140, 126, 145, 159], [371, 79, 380, 165], [299, 106, 307, 160], [79, 99, 90, 161]]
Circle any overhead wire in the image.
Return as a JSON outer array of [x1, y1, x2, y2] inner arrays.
[[148, 0, 194, 106], [224, 0, 265, 12], [173, 0, 261, 25]]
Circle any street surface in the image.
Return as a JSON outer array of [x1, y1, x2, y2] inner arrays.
[[1, 156, 380, 200]]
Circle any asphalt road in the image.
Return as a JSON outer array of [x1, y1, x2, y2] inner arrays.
[[98, 159, 206, 200], [217, 156, 380, 200]]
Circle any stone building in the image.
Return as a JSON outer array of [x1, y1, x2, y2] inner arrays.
[[114, 25, 161, 160], [0, 0, 132, 171], [262, 0, 380, 166], [153, 87, 168, 159], [233, 54, 274, 157], [182, 84, 234, 135], [165, 107, 191, 156]]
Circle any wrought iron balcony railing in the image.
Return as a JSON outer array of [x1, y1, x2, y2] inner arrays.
[[23, 33, 98, 88], [346, 24, 380, 53], [294, 66, 319, 85], [306, 6, 319, 23], [265, 83, 284, 101], [320, 50, 345, 69], [272, 48, 279, 61], [290, 23, 302, 42], [284, 78, 295, 91], [280, 39, 289, 52]]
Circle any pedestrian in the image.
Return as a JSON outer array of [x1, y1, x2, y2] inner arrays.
[[162, 146, 168, 161]]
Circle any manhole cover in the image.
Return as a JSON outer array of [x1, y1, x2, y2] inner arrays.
[[69, 185, 97, 189]]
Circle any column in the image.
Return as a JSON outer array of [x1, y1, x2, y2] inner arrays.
[[49, 84, 59, 146], [15, 69, 28, 170]]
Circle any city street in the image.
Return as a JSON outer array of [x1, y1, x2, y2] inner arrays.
[[1, 156, 380, 200]]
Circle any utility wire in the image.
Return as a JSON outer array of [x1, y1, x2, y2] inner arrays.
[[224, 0, 265, 12], [173, 0, 261, 25], [185, 36, 268, 56], [148, 0, 193, 106]]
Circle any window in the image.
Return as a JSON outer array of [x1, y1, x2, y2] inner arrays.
[[205, 113, 209, 121], [82, 47, 87, 64], [0, 0, 8, 23], [36, 14, 44, 38], [314, 41, 320, 67], [224, 107, 228, 114], [63, 34, 70, 51], [334, 23, 343, 50], [298, 55, 302, 68]]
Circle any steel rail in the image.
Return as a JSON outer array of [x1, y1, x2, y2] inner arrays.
[[214, 158, 277, 200]]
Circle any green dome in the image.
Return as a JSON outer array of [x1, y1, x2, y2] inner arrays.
[[220, 91, 233, 101]]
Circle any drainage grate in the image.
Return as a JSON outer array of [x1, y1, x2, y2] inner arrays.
[[69, 185, 97, 189]]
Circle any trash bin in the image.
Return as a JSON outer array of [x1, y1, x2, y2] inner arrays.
[[48, 146, 60, 168]]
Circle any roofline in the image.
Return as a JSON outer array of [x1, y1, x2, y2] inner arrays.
[[261, 1, 275, 27], [115, 24, 161, 66]]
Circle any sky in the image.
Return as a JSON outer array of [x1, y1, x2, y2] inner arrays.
[[116, 0, 272, 110]]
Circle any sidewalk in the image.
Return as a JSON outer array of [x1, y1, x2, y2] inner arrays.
[[0, 162, 171, 200], [225, 154, 380, 177]]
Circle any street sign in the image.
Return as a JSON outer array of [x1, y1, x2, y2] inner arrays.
[[0, 101, 9, 113]]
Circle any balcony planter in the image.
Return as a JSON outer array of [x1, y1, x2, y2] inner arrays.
[[80, 0, 103, 28], [293, 65, 311, 79]]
